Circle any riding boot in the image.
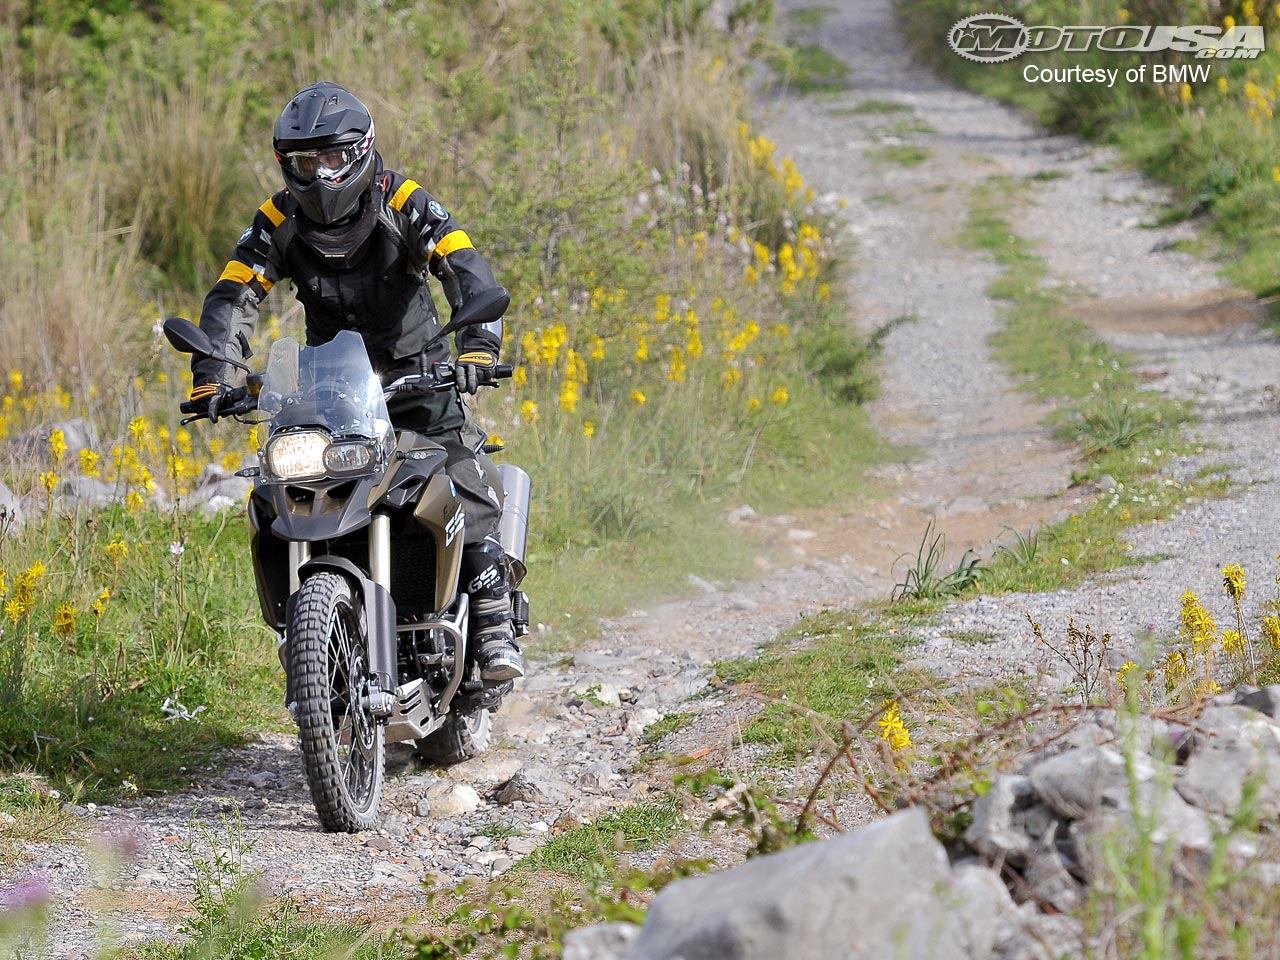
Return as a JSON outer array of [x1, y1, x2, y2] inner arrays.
[[462, 538, 524, 682]]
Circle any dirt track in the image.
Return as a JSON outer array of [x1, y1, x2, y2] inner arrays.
[[23, 0, 1280, 954]]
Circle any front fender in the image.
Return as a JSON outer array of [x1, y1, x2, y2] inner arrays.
[[286, 554, 397, 694]]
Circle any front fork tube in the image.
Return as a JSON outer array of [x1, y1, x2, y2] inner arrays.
[[280, 541, 313, 675], [369, 512, 391, 590]]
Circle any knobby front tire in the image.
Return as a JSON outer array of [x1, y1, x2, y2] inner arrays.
[[289, 571, 385, 832]]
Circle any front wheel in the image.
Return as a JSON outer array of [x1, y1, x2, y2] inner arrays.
[[416, 707, 492, 765], [289, 571, 384, 832]]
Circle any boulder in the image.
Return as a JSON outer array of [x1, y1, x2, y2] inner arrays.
[[562, 922, 640, 960], [628, 808, 998, 960], [965, 775, 1036, 867], [0, 481, 24, 529], [1176, 705, 1280, 818], [1028, 745, 1136, 820]]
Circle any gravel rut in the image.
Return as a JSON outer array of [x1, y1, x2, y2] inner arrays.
[[16, 0, 1278, 953]]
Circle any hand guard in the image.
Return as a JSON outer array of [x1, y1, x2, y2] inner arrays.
[[454, 351, 497, 395], [188, 382, 231, 422]]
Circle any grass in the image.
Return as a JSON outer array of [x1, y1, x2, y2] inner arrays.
[[716, 606, 933, 755], [643, 711, 695, 744], [513, 798, 684, 880], [835, 99, 912, 115], [865, 144, 932, 167]]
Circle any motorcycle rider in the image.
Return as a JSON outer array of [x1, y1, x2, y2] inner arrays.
[[186, 81, 523, 683]]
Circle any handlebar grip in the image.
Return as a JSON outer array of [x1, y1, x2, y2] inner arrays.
[[494, 364, 514, 379], [179, 400, 198, 414]]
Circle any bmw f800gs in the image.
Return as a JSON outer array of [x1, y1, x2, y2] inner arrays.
[[163, 288, 531, 832]]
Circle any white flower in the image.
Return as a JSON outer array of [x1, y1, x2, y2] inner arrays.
[[168, 542, 185, 557], [48, 789, 61, 799]]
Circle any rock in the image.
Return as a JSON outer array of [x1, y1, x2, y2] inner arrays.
[[415, 799, 432, 817], [571, 682, 621, 707], [728, 505, 757, 523], [423, 782, 481, 817], [62, 475, 121, 507], [726, 594, 760, 611], [247, 771, 276, 790], [1029, 745, 1133, 820], [365, 836, 394, 852], [965, 774, 1035, 867], [628, 808, 994, 960], [1176, 705, 1280, 818], [945, 496, 989, 516], [504, 836, 539, 856], [1097, 474, 1119, 492], [201, 494, 239, 515], [562, 922, 640, 960], [687, 574, 718, 594], [0, 481, 24, 529], [1024, 824, 1082, 912], [578, 762, 616, 791], [627, 708, 662, 733], [1234, 685, 1280, 720], [787, 528, 818, 542], [496, 771, 547, 805]]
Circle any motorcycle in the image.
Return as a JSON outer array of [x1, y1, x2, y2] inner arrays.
[[162, 287, 531, 832]]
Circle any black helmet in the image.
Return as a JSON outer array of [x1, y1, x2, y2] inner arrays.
[[273, 82, 377, 225]]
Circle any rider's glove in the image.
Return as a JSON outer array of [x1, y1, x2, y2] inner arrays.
[[454, 351, 497, 395], [188, 382, 231, 422]]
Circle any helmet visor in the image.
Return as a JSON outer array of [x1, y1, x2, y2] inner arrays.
[[281, 121, 374, 184], [283, 144, 362, 183]]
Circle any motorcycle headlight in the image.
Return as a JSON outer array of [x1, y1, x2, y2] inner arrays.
[[324, 440, 377, 475], [264, 430, 329, 480]]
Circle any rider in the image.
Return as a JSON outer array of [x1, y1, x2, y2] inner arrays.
[[186, 81, 523, 683]]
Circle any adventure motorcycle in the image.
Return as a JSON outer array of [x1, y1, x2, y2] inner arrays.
[[163, 288, 531, 832]]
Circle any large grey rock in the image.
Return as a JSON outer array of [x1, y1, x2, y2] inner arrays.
[[562, 922, 639, 960], [1028, 745, 1136, 820], [965, 775, 1035, 867], [1234, 686, 1280, 721], [1176, 705, 1280, 818], [1072, 779, 1214, 884], [495, 771, 547, 805], [1023, 824, 1082, 912], [628, 808, 997, 960], [62, 475, 122, 507]]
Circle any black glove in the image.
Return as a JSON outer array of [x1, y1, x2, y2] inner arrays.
[[187, 382, 231, 422], [454, 351, 497, 395]]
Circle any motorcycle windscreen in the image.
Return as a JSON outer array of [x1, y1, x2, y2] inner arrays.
[[257, 330, 392, 441]]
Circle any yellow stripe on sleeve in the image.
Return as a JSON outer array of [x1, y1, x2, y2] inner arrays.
[[258, 197, 286, 227], [217, 260, 274, 292], [432, 230, 474, 260], [389, 179, 422, 211]]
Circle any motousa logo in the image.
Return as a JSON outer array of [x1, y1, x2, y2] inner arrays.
[[949, 13, 1265, 63]]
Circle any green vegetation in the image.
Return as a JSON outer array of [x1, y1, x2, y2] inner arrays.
[[513, 798, 684, 880], [716, 606, 930, 755], [904, 0, 1280, 296], [866, 144, 932, 167], [642, 711, 696, 743]]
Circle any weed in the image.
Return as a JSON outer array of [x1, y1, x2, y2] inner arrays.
[[643, 711, 695, 744], [767, 44, 850, 93], [1027, 614, 1111, 705], [891, 521, 983, 603], [1072, 397, 1157, 458], [866, 144, 932, 167], [995, 525, 1044, 569], [835, 99, 911, 115], [513, 799, 684, 880]]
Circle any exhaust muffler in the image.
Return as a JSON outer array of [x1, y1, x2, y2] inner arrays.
[[496, 463, 531, 578]]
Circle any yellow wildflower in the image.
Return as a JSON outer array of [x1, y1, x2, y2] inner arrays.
[[80, 449, 101, 478], [878, 700, 912, 752], [583, 421, 596, 439], [106, 535, 129, 564], [1223, 564, 1246, 602], [91, 588, 111, 618], [520, 400, 540, 424], [48, 429, 67, 462], [7, 370, 22, 393], [513, 366, 528, 388], [1221, 629, 1245, 653], [40, 471, 59, 495], [53, 602, 77, 636], [630, 389, 647, 406], [1179, 590, 1217, 649], [748, 396, 762, 412], [1263, 615, 1280, 648], [125, 490, 145, 512], [0, 569, 6, 596], [559, 380, 580, 413], [668, 348, 686, 383], [589, 337, 606, 362], [770, 386, 789, 405]]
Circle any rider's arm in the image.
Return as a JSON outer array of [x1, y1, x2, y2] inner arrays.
[[387, 176, 503, 358], [194, 194, 290, 385]]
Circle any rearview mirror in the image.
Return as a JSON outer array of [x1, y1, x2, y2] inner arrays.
[[163, 317, 214, 357], [451, 286, 511, 330]]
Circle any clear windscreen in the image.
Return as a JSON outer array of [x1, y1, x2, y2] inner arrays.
[[257, 330, 392, 440]]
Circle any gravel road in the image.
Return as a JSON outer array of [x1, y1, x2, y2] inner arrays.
[[14, 0, 1280, 954]]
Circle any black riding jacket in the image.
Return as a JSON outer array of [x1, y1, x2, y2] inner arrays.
[[194, 169, 503, 403]]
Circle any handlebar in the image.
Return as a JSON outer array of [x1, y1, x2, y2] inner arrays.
[[384, 362, 514, 398], [179, 385, 255, 425]]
